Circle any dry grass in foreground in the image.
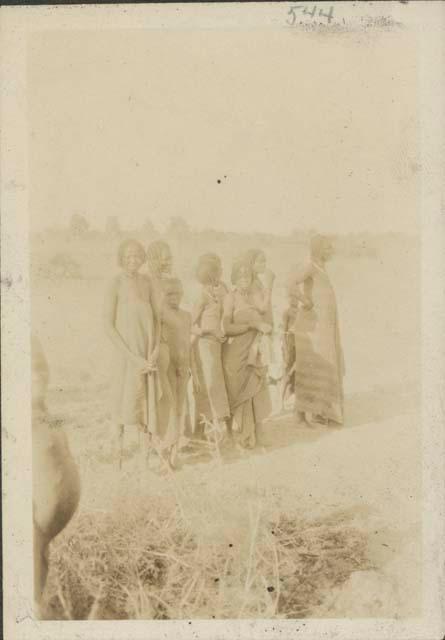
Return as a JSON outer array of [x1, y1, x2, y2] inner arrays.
[[44, 491, 372, 620]]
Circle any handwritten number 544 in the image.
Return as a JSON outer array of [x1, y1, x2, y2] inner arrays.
[[286, 5, 334, 26]]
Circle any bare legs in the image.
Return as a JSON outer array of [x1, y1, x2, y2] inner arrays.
[[295, 411, 340, 428], [138, 424, 152, 471], [115, 423, 151, 471], [166, 367, 189, 470], [295, 410, 321, 427], [280, 373, 294, 412], [296, 410, 307, 424]]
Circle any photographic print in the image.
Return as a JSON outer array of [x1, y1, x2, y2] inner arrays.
[[1, 2, 444, 639]]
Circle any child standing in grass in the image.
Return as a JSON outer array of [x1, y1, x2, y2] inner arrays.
[[161, 277, 199, 469]]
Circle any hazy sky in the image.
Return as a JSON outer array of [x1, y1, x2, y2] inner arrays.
[[28, 27, 419, 235]]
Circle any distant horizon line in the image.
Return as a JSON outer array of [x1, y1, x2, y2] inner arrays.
[[30, 226, 419, 239]]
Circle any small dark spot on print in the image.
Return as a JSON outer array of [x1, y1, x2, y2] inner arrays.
[[228, 543, 233, 547], [217, 179, 221, 184], [214, 577, 219, 582], [267, 586, 275, 593]]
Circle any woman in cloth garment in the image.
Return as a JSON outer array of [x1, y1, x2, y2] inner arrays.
[[222, 259, 273, 449], [288, 234, 345, 426], [146, 240, 174, 286], [104, 239, 160, 468], [191, 253, 230, 440], [242, 249, 276, 369], [241, 249, 275, 324]]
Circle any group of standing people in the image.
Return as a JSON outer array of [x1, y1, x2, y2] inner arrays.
[[104, 235, 345, 470]]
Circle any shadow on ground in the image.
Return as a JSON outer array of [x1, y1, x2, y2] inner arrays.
[[54, 379, 419, 472], [176, 380, 420, 470]]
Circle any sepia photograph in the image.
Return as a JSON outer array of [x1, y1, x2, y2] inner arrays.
[[1, 2, 444, 639]]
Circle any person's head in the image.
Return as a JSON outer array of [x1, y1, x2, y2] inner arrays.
[[244, 249, 267, 275], [231, 259, 253, 291], [200, 252, 221, 266], [196, 253, 222, 285], [118, 239, 146, 275], [200, 253, 222, 276], [310, 234, 334, 263], [146, 240, 173, 277], [164, 277, 183, 309]]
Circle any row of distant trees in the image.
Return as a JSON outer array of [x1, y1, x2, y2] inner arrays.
[[51, 213, 417, 260], [32, 214, 418, 282], [68, 213, 191, 239], [65, 213, 321, 250]]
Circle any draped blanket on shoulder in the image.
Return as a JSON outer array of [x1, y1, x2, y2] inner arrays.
[[290, 262, 344, 423]]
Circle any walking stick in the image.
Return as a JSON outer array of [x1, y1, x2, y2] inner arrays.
[[118, 424, 124, 471], [146, 305, 160, 466], [146, 369, 159, 466]]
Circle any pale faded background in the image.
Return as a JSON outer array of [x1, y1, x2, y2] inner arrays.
[[28, 28, 419, 236], [4, 2, 443, 637]]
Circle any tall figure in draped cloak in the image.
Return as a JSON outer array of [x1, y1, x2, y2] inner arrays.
[[287, 235, 345, 426], [103, 239, 160, 468], [222, 259, 273, 449], [191, 253, 230, 440]]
